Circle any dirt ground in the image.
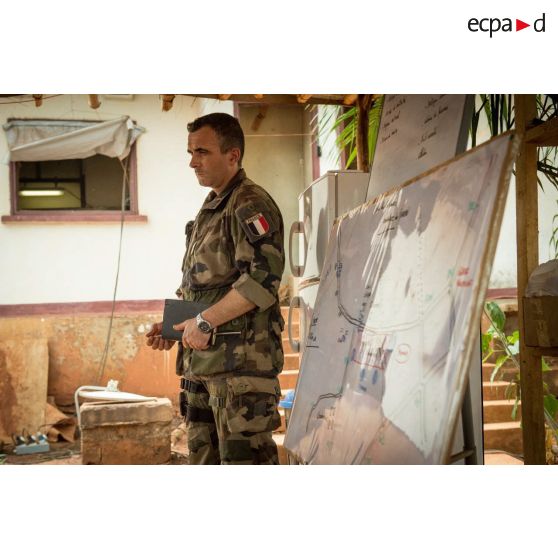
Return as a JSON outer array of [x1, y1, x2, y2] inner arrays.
[[1, 441, 523, 466]]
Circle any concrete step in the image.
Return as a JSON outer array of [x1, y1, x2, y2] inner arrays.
[[278, 369, 298, 390], [483, 421, 523, 455], [282, 337, 300, 353], [482, 381, 517, 401], [282, 323, 300, 339], [482, 363, 518, 383], [482, 363, 558, 395], [283, 353, 300, 371], [281, 306, 299, 321], [483, 399, 521, 423]]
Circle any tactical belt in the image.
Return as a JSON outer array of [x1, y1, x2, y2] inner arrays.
[[180, 377, 207, 394]]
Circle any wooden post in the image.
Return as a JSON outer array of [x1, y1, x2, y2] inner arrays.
[[515, 94, 546, 464], [88, 95, 101, 109], [161, 95, 175, 112], [356, 94, 373, 172], [32, 95, 43, 107]]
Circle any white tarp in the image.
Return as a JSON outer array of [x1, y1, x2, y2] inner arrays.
[[3, 116, 144, 162]]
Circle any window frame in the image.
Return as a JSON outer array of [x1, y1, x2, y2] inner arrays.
[[3, 143, 147, 223]]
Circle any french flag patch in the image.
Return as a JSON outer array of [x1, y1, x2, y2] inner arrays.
[[245, 213, 270, 237]]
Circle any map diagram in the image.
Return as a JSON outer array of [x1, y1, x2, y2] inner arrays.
[[284, 134, 516, 464]]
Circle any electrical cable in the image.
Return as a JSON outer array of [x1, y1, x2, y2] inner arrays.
[[95, 156, 129, 384], [0, 94, 62, 105]]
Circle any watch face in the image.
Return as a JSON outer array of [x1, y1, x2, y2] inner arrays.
[[198, 320, 212, 333]]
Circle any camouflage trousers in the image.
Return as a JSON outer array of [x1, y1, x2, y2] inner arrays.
[[180, 375, 282, 465]]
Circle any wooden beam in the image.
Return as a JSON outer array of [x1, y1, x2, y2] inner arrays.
[[525, 116, 558, 146], [515, 94, 546, 464], [356, 94, 374, 172], [343, 94, 358, 106], [32, 95, 43, 107], [218, 94, 232, 101], [191, 94, 360, 106], [88, 95, 101, 109], [161, 94, 175, 112], [297, 95, 312, 104]]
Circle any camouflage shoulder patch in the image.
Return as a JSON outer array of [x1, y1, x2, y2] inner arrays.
[[235, 203, 278, 242]]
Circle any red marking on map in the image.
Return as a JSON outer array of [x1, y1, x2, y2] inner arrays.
[[395, 343, 411, 364], [457, 266, 470, 276], [516, 19, 530, 31]]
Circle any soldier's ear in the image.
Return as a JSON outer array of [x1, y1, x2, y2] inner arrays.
[[228, 147, 241, 166]]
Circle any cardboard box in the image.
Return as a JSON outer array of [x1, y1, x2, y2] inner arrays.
[[523, 296, 558, 348]]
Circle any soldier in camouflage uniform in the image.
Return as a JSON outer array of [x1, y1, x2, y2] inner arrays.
[[146, 113, 285, 465]]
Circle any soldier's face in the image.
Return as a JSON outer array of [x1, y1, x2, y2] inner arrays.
[[187, 126, 238, 192]]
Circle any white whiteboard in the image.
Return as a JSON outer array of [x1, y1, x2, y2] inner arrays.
[[366, 94, 472, 201], [285, 134, 516, 464]]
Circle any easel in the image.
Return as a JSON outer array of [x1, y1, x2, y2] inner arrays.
[[447, 334, 484, 465], [448, 378, 478, 465]]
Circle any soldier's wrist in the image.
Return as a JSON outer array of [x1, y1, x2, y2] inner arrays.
[[196, 312, 214, 334]]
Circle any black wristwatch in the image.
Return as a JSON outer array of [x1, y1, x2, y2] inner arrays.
[[196, 312, 214, 334]]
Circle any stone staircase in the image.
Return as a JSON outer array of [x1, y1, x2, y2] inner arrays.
[[481, 298, 523, 457], [479, 298, 558, 460], [482, 363, 522, 456], [482, 359, 558, 458]]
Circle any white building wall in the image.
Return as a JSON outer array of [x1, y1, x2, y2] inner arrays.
[[2, 95, 555, 304], [238, 103, 308, 285], [0, 94, 234, 304]]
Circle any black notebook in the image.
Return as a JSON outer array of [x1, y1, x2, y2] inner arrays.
[[161, 299, 210, 341]]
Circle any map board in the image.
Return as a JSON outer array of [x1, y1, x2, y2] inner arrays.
[[366, 94, 472, 202], [284, 134, 516, 464]]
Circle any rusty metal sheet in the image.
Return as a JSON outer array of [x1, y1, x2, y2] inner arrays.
[[0, 338, 48, 443]]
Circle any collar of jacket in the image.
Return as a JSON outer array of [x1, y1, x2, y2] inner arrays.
[[201, 168, 246, 211]]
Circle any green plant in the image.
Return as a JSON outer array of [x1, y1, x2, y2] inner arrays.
[[470, 94, 558, 257], [483, 301, 558, 438], [314, 96, 384, 169], [471, 94, 558, 189]]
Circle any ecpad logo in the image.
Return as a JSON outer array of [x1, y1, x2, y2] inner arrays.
[[468, 13, 546, 37]]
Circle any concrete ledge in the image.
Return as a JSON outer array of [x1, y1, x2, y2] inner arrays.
[[80, 398, 173, 465], [80, 398, 173, 428]]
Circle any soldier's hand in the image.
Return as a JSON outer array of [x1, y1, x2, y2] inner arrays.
[[145, 321, 176, 351], [173, 318, 211, 351]]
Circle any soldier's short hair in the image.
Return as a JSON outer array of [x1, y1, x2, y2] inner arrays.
[[187, 113, 245, 165]]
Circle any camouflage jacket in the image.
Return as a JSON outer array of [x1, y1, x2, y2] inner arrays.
[[176, 169, 285, 378]]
